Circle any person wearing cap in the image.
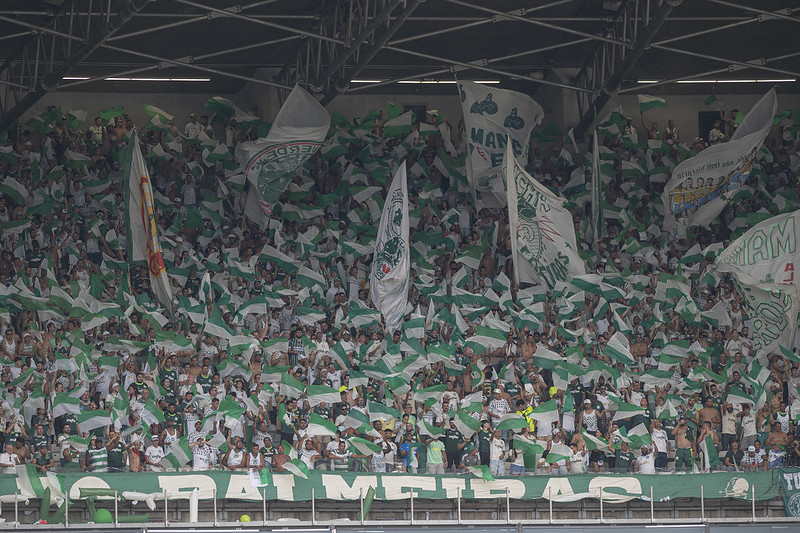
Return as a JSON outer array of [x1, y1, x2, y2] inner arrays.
[[488, 388, 511, 429], [736, 403, 757, 450], [86, 436, 108, 473], [488, 429, 506, 477], [189, 436, 217, 471], [741, 444, 765, 471], [184, 113, 203, 139], [636, 445, 656, 474], [145, 436, 166, 472]]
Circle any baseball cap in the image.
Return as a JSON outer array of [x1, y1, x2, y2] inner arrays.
[[493, 388, 501, 393], [748, 446, 756, 452], [584, 399, 591, 404]]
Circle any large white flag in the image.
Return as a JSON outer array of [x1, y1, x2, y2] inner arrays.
[[662, 89, 777, 234], [236, 85, 329, 217], [370, 162, 410, 331], [125, 133, 173, 313], [715, 209, 800, 285], [733, 279, 798, 357], [459, 81, 543, 208], [505, 142, 585, 289], [715, 209, 800, 355]]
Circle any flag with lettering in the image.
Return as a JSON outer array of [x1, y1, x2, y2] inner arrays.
[[505, 142, 585, 288], [236, 85, 329, 217], [459, 81, 543, 208], [715, 209, 800, 286], [662, 89, 777, 235]]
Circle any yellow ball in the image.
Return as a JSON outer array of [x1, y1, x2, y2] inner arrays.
[[240, 515, 251, 523]]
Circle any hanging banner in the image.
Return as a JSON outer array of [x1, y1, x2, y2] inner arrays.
[[4, 470, 781, 504], [715, 209, 800, 285], [662, 89, 777, 234], [235, 85, 329, 216], [780, 468, 800, 516], [459, 81, 543, 208], [505, 143, 585, 288]]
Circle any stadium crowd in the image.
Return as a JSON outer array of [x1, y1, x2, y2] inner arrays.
[[0, 95, 800, 478]]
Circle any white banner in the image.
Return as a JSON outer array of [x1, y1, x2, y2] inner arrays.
[[662, 89, 777, 234], [459, 81, 543, 208], [236, 85, 329, 216], [715, 209, 800, 285], [370, 162, 410, 331], [733, 279, 799, 357], [504, 143, 585, 288], [126, 134, 173, 313]]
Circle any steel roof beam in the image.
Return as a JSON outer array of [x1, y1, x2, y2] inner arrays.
[[574, 0, 682, 139], [321, 0, 425, 106], [171, 0, 345, 45], [442, 0, 632, 49], [383, 45, 595, 93], [0, 0, 150, 131]]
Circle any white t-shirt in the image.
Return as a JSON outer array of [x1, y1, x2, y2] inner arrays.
[[638, 452, 656, 474], [145, 445, 165, 471], [650, 428, 668, 454]]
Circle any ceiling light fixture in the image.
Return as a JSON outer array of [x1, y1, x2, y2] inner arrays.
[[351, 79, 383, 83], [639, 78, 795, 84], [397, 80, 500, 84]]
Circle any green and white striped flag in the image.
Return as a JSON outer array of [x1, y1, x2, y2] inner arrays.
[[603, 332, 636, 366], [545, 442, 573, 463], [52, 392, 81, 417], [283, 458, 311, 479], [163, 437, 194, 469], [700, 434, 720, 470], [467, 464, 495, 481], [368, 401, 400, 423], [581, 427, 609, 451], [304, 385, 341, 407], [0, 177, 28, 205], [464, 326, 506, 354], [280, 372, 305, 399], [141, 396, 166, 426], [453, 410, 480, 439], [495, 413, 530, 431], [77, 410, 112, 432], [349, 436, 382, 455], [638, 95, 668, 113], [531, 399, 560, 429], [612, 402, 646, 421], [307, 412, 337, 437]]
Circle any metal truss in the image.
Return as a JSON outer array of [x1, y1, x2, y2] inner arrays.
[[0, 0, 151, 131]]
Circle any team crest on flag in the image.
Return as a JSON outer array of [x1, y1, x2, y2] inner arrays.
[[374, 188, 406, 281]]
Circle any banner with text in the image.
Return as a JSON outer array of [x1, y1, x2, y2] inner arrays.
[[459, 81, 543, 208], [662, 89, 777, 234], [4, 470, 781, 505]]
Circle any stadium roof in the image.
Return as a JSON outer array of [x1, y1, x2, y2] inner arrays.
[[0, 0, 798, 128]]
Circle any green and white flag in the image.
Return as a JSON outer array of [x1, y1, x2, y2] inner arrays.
[[370, 162, 410, 331], [280, 372, 305, 399], [140, 396, 165, 426], [531, 399, 560, 429], [637, 95, 668, 113], [545, 442, 573, 463], [505, 142, 585, 289], [349, 436, 382, 455], [715, 209, 800, 286], [700, 434, 720, 470], [662, 89, 777, 233], [467, 464, 495, 481], [305, 385, 341, 407], [307, 412, 337, 437], [283, 458, 311, 479], [603, 332, 636, 366], [581, 427, 609, 451], [460, 80, 543, 208], [0, 177, 28, 205], [495, 413, 530, 431], [735, 280, 799, 357], [236, 86, 329, 217], [52, 392, 81, 417], [164, 437, 194, 469], [612, 402, 646, 421]]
